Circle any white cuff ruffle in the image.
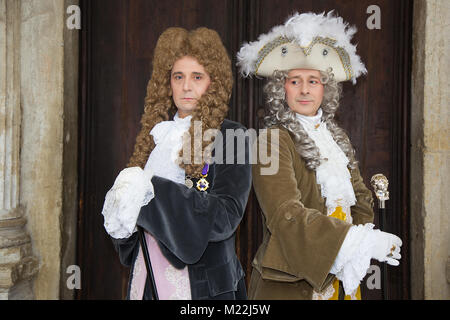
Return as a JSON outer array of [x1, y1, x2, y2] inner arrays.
[[330, 223, 375, 295], [102, 167, 154, 239]]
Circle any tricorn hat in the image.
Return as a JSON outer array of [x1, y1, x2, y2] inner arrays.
[[237, 11, 367, 84]]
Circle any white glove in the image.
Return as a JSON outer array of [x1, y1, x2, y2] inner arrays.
[[369, 229, 402, 266], [330, 224, 402, 295], [101, 167, 154, 239]]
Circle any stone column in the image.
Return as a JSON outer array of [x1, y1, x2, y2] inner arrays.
[[0, 0, 39, 300]]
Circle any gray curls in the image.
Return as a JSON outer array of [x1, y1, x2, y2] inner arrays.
[[263, 69, 358, 170]]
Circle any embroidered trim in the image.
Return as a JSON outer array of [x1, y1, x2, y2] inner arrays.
[[255, 36, 292, 72], [130, 248, 144, 300], [255, 36, 353, 80], [165, 265, 192, 300]]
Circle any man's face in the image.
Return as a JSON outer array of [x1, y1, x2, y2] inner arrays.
[[170, 56, 211, 118], [284, 69, 324, 117]]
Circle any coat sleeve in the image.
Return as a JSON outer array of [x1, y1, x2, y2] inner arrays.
[[252, 128, 352, 291], [350, 166, 375, 226], [136, 126, 252, 265], [110, 232, 139, 267]]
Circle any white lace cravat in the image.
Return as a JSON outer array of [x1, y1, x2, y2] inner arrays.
[[295, 109, 356, 215], [144, 113, 192, 183]]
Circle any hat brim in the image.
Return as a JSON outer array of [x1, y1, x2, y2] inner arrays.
[[255, 37, 352, 82]]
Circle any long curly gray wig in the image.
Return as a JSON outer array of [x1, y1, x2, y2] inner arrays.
[[264, 69, 358, 170]]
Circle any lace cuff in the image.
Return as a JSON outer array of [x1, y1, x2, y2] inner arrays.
[[330, 223, 375, 294], [102, 167, 155, 239]]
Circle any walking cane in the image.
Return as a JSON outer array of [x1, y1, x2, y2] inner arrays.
[[137, 226, 159, 300], [370, 174, 390, 300]]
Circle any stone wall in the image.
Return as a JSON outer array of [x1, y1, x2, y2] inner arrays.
[[0, 0, 79, 299], [411, 0, 450, 300], [20, 0, 65, 300], [0, 0, 39, 299]]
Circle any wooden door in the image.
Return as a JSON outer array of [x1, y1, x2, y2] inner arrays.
[[77, 0, 411, 299]]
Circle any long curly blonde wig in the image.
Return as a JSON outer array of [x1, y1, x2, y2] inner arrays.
[[127, 27, 233, 178], [263, 69, 358, 170]]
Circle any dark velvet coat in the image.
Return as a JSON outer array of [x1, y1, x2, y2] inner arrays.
[[111, 119, 252, 300]]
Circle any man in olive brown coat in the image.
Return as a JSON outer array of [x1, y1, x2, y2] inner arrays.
[[237, 12, 403, 300]]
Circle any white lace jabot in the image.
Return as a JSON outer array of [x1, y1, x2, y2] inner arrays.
[[144, 113, 192, 184], [295, 109, 356, 211]]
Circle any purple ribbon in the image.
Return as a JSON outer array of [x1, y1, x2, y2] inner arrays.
[[201, 163, 209, 176]]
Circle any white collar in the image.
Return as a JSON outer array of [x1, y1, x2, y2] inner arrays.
[[173, 111, 192, 123], [173, 112, 193, 127], [150, 112, 192, 145], [295, 108, 323, 130]]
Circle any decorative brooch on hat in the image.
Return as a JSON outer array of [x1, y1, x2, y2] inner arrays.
[[237, 11, 367, 84]]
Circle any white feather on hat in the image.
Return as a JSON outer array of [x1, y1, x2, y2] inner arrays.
[[237, 11, 367, 84]]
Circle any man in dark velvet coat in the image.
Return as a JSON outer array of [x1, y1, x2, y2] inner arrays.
[[113, 118, 251, 299]]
